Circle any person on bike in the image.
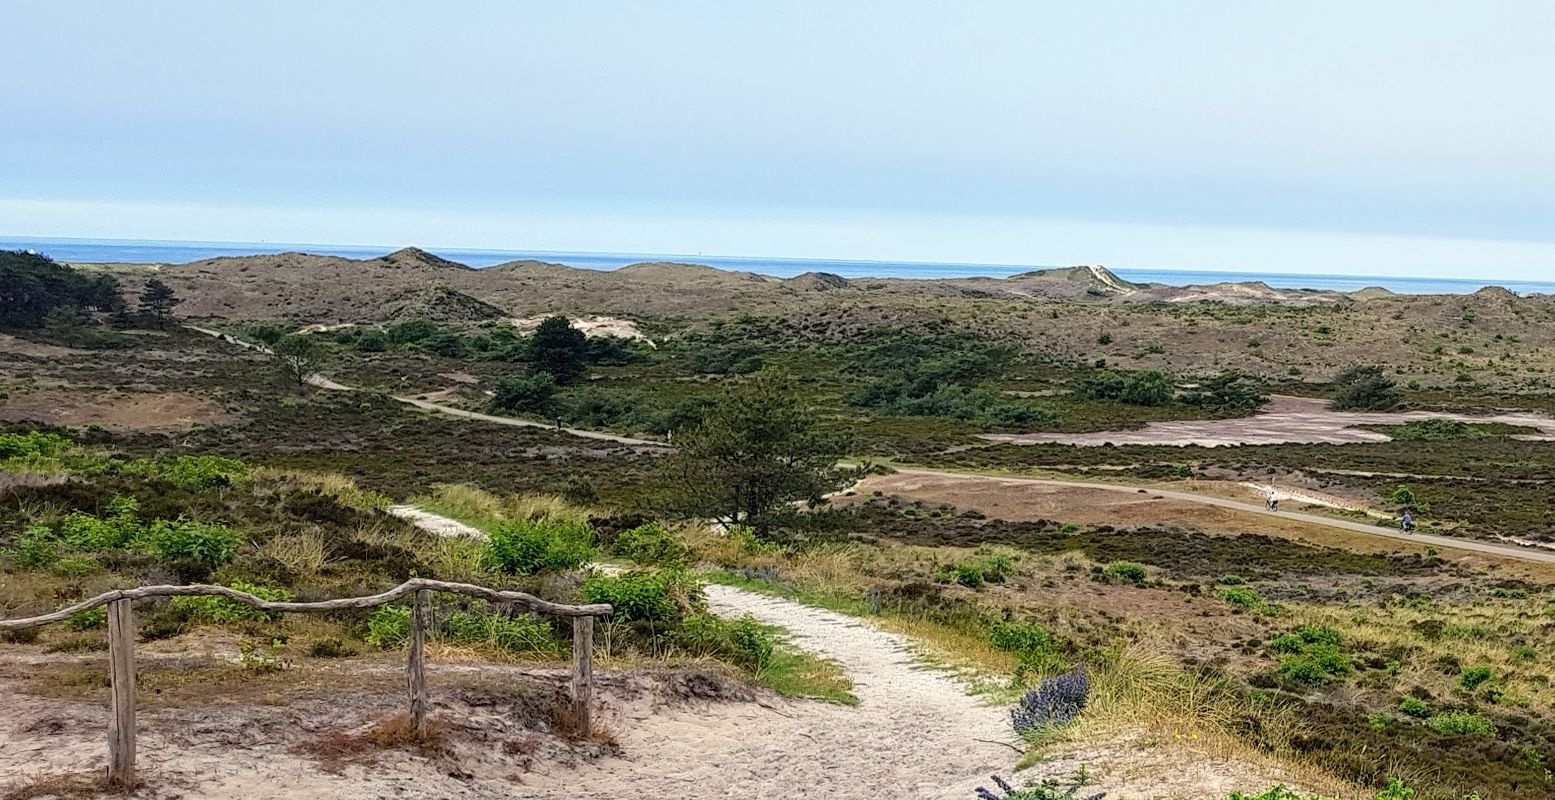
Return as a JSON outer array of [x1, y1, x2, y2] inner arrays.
[[1401, 509, 1415, 533], [1266, 488, 1279, 512]]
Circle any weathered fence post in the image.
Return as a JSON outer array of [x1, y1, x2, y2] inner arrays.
[[408, 589, 429, 737], [571, 615, 594, 737], [106, 598, 136, 784]]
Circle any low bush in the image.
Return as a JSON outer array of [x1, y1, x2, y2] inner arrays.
[[126, 455, 250, 489], [1011, 664, 1089, 737], [0, 430, 73, 464], [442, 609, 561, 656], [365, 605, 412, 648], [1397, 696, 1429, 718], [584, 569, 699, 623], [1458, 665, 1493, 691], [608, 522, 693, 567], [1102, 561, 1147, 584], [483, 519, 594, 575], [172, 582, 294, 624], [1270, 626, 1350, 686], [1425, 711, 1495, 736], [675, 613, 775, 671], [139, 520, 242, 572]]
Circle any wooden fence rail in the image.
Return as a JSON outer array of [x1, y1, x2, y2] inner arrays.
[[0, 578, 611, 785]]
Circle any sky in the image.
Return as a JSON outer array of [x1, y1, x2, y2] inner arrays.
[[3, 1, 1553, 278]]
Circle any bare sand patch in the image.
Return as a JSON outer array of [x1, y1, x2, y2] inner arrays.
[[984, 395, 1555, 446], [509, 315, 654, 345], [0, 389, 233, 431]]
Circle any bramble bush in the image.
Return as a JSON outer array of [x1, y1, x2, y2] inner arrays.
[[483, 519, 594, 575]]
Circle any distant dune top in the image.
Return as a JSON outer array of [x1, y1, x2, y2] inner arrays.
[[381, 247, 470, 271], [782, 271, 853, 291]]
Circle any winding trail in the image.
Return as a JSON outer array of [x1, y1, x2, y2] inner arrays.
[[386, 505, 1010, 798], [188, 325, 666, 447], [198, 326, 1555, 565], [886, 468, 1555, 565]]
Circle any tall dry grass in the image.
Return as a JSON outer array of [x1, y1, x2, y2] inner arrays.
[[411, 485, 591, 531], [253, 467, 390, 511]]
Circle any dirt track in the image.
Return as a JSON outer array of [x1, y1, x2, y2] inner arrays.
[[982, 395, 1555, 447], [874, 468, 1555, 566]]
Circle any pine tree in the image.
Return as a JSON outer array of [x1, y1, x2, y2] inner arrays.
[[138, 278, 181, 328]]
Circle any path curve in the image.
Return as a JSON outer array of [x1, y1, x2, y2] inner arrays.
[[196, 326, 1555, 565], [388, 505, 1010, 798], [890, 468, 1555, 566], [187, 325, 667, 447]]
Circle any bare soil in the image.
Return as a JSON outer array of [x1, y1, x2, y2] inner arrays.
[[984, 395, 1555, 447], [0, 389, 234, 431]]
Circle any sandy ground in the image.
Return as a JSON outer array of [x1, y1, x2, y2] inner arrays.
[[0, 389, 233, 431], [854, 469, 1555, 570], [983, 395, 1555, 446], [509, 315, 655, 346]]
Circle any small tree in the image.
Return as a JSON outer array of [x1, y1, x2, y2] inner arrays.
[[1330, 365, 1400, 411], [273, 334, 325, 387], [664, 372, 848, 533], [138, 278, 181, 328], [491, 372, 557, 416], [528, 316, 588, 384]]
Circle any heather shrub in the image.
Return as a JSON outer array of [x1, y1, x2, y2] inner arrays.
[[1011, 664, 1089, 737]]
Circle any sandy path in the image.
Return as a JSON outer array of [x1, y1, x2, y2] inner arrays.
[[983, 394, 1555, 446], [885, 468, 1555, 565], [379, 505, 1011, 798], [187, 325, 667, 447]]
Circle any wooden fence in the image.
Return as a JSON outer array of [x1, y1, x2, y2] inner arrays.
[[0, 578, 612, 784]]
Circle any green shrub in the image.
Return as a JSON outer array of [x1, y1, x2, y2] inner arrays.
[[1218, 574, 1246, 585], [583, 569, 696, 623], [139, 521, 241, 569], [173, 582, 294, 624], [1279, 647, 1351, 685], [50, 556, 100, 578], [0, 431, 73, 463], [65, 606, 108, 631], [58, 508, 142, 550], [609, 522, 693, 567], [940, 562, 985, 588], [1103, 561, 1147, 584], [128, 455, 250, 489], [675, 613, 775, 671], [1397, 696, 1429, 717], [1459, 665, 1493, 691], [1425, 711, 1495, 736], [483, 519, 594, 575], [5, 525, 60, 569], [443, 609, 560, 655], [365, 605, 412, 647]]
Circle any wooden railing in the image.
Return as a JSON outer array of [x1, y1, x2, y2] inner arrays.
[[0, 578, 612, 784]]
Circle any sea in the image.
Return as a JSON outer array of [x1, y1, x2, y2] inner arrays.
[[5, 235, 1553, 296]]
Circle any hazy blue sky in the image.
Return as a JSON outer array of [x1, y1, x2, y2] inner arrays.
[[4, 2, 1553, 277]]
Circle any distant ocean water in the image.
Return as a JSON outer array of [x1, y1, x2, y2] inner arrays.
[[5, 235, 1553, 296]]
